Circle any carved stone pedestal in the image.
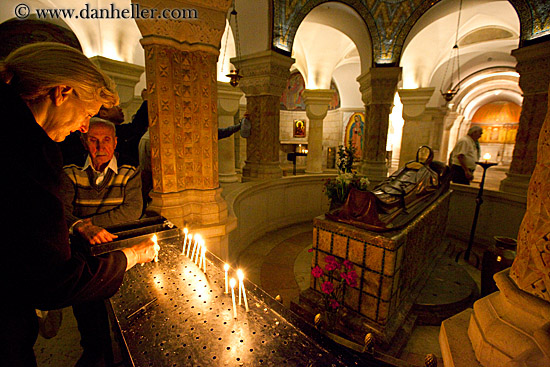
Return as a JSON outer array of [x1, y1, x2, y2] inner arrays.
[[147, 189, 237, 260], [440, 269, 550, 367]]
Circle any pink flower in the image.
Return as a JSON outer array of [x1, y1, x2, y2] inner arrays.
[[341, 270, 358, 287], [343, 259, 354, 270], [329, 299, 340, 309], [311, 265, 323, 278], [308, 248, 314, 253], [324, 256, 341, 271], [321, 281, 334, 294], [346, 277, 358, 288]]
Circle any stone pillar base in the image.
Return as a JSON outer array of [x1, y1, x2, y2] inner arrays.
[[440, 269, 550, 367], [146, 189, 237, 260], [219, 173, 240, 183], [241, 162, 282, 181], [499, 172, 531, 196], [359, 160, 388, 186]]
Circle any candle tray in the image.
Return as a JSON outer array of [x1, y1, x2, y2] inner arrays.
[[72, 216, 180, 256], [108, 234, 394, 367]]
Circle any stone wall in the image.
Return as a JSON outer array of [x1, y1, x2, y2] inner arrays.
[[446, 184, 526, 248], [224, 175, 332, 263], [279, 109, 343, 167]]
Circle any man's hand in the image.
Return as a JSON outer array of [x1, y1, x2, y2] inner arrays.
[[122, 239, 156, 270], [457, 154, 474, 181], [74, 219, 118, 245]]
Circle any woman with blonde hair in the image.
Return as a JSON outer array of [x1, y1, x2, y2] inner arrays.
[[0, 42, 156, 367]]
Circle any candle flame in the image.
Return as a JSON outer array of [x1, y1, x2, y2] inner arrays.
[[237, 269, 244, 281], [152, 234, 157, 243], [230, 278, 236, 288], [483, 153, 491, 161], [224, 263, 230, 271], [184, 227, 188, 234]]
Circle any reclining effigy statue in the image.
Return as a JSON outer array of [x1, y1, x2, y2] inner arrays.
[[326, 146, 451, 231]]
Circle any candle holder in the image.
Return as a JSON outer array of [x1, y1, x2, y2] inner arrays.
[[455, 161, 498, 266]]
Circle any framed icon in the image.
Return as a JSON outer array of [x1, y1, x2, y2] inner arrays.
[[294, 119, 306, 138]]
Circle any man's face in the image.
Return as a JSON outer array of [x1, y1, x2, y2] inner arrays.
[[471, 129, 483, 142], [99, 105, 124, 124], [85, 124, 117, 171]]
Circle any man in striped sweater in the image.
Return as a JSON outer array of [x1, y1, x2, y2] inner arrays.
[[60, 117, 142, 367]]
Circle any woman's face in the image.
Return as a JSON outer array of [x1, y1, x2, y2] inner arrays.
[[44, 90, 103, 142]]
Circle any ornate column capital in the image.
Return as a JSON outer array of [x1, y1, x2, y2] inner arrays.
[[231, 50, 295, 97], [357, 67, 402, 105], [302, 89, 334, 120], [133, 0, 230, 54], [512, 41, 550, 95], [398, 87, 435, 120]]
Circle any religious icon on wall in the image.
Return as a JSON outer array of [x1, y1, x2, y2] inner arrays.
[[294, 120, 306, 137], [344, 112, 365, 158]]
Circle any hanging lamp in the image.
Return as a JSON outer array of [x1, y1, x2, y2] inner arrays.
[[225, 4, 242, 87], [440, 0, 463, 102]]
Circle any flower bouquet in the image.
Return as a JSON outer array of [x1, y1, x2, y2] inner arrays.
[[324, 145, 369, 208], [310, 253, 358, 327]]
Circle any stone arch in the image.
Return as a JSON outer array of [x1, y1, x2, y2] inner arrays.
[[273, 0, 376, 71]]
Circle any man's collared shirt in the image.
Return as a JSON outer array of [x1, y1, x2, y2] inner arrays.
[[82, 155, 118, 185], [450, 135, 480, 170]]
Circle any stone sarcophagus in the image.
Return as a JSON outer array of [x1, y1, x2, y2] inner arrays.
[[300, 191, 451, 350]]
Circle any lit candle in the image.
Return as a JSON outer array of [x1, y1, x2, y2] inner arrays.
[[190, 234, 200, 261], [186, 233, 193, 257], [194, 240, 201, 265], [224, 264, 229, 294], [237, 269, 243, 305], [483, 153, 491, 163], [238, 269, 249, 312], [200, 240, 206, 273], [182, 228, 188, 254], [152, 234, 160, 262], [230, 278, 237, 319]]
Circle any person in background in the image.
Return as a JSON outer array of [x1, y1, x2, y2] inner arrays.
[[449, 125, 483, 185], [61, 118, 143, 366], [0, 42, 156, 367], [60, 88, 149, 166]]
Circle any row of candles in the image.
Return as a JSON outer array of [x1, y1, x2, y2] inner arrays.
[[181, 228, 249, 318], [182, 228, 207, 273]]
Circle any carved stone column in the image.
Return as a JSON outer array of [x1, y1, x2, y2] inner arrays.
[[231, 50, 294, 181], [357, 67, 402, 184], [133, 0, 236, 260], [303, 89, 334, 174], [500, 40, 550, 195], [439, 111, 463, 162], [397, 88, 434, 166], [426, 107, 446, 160], [217, 82, 242, 183]]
